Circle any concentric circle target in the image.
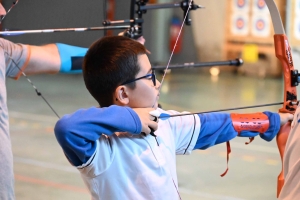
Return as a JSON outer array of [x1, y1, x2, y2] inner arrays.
[[231, 14, 249, 35], [233, 0, 249, 12], [251, 15, 270, 37]]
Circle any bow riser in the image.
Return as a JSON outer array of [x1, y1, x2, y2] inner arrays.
[[274, 34, 298, 114], [274, 34, 297, 197]]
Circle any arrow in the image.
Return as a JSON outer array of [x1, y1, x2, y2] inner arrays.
[[152, 58, 243, 70], [0, 25, 130, 36], [150, 102, 285, 120]]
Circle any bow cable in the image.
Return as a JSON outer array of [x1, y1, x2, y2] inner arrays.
[[153, 0, 193, 107], [0, 0, 19, 24]]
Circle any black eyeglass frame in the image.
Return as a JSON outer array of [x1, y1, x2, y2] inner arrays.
[[121, 70, 156, 86]]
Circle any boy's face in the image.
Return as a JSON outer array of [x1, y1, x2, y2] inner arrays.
[[126, 54, 161, 109]]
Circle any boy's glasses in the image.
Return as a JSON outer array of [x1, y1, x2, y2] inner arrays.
[[121, 70, 156, 86]]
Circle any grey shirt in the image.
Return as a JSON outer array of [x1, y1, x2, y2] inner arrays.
[[0, 38, 29, 200]]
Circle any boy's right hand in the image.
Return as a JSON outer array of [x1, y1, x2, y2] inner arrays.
[[133, 108, 158, 135]]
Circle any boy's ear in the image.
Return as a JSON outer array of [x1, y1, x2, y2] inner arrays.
[[114, 86, 129, 105]]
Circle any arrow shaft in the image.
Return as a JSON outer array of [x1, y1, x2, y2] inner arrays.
[[152, 59, 243, 70], [0, 25, 130, 36], [159, 102, 285, 119]]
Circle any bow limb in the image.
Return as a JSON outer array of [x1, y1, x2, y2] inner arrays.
[[265, 0, 298, 197]]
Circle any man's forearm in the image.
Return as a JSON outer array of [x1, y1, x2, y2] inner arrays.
[[24, 44, 61, 75]]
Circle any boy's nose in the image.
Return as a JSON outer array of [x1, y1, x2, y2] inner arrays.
[[0, 4, 7, 17]]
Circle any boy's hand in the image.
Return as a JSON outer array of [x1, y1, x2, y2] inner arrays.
[[133, 108, 158, 135], [279, 113, 294, 125]]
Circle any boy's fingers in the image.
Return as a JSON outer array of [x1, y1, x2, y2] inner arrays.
[[141, 120, 158, 136], [141, 126, 151, 135], [279, 113, 294, 125], [149, 121, 158, 131], [284, 113, 294, 122]]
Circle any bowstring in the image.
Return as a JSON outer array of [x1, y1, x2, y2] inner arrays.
[[152, 0, 193, 108], [148, 1, 193, 200], [0, 0, 19, 24]]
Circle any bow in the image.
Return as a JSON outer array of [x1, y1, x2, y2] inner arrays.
[[264, 0, 298, 197]]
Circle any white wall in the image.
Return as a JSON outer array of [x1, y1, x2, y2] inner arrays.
[[191, 0, 227, 61]]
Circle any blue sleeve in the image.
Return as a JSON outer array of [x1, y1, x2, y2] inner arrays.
[[56, 43, 88, 74], [194, 112, 280, 150], [54, 105, 142, 166]]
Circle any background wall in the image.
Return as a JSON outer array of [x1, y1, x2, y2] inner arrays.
[[191, 0, 227, 62], [1, 0, 198, 65], [2, 0, 108, 46]]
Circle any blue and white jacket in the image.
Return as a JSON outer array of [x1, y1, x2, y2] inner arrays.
[[55, 105, 280, 200]]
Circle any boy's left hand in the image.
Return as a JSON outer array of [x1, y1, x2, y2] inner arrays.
[[279, 113, 294, 125]]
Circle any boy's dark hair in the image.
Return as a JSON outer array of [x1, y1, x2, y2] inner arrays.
[[83, 36, 147, 107]]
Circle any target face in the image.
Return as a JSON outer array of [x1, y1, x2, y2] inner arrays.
[[231, 14, 249, 35], [256, 19, 265, 30], [251, 15, 270, 37], [237, 0, 246, 8], [237, 17, 246, 29], [256, 0, 266, 10], [252, 0, 268, 14], [232, 0, 249, 12]]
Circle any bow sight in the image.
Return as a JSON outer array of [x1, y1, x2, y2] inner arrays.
[[102, 0, 203, 39]]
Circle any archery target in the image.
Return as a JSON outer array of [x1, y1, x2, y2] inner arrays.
[[232, 0, 250, 12], [231, 14, 249, 35], [252, 0, 268, 14], [294, 16, 300, 40], [251, 15, 270, 37]]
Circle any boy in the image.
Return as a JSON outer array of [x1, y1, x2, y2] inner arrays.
[[54, 36, 293, 200]]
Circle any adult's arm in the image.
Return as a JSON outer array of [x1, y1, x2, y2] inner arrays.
[[25, 43, 88, 75], [23, 44, 61, 75], [1, 37, 87, 77]]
